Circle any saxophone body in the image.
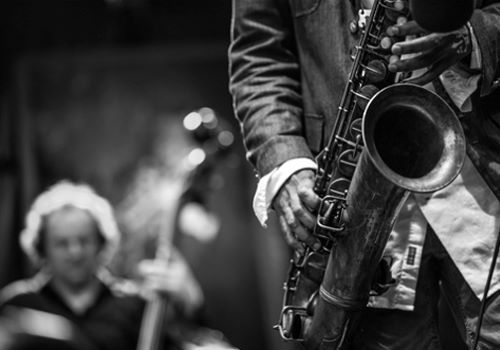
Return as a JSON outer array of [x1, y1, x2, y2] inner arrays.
[[275, 1, 466, 348]]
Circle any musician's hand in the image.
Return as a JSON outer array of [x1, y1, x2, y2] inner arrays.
[[386, 20, 471, 85], [272, 169, 321, 253], [138, 250, 203, 312]]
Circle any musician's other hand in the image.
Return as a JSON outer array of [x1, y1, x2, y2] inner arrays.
[[386, 20, 471, 85], [272, 169, 321, 253], [138, 250, 203, 312]]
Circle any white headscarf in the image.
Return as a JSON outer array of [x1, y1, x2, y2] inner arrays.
[[20, 180, 121, 265]]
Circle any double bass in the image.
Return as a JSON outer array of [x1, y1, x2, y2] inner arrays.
[[136, 108, 234, 350]]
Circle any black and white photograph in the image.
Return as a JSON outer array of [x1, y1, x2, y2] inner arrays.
[[0, 1, 499, 350]]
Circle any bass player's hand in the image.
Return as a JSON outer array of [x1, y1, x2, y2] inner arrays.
[[272, 169, 321, 253], [138, 249, 203, 315], [386, 20, 472, 85]]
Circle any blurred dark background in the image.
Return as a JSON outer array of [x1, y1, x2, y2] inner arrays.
[[0, 1, 466, 350], [0, 2, 294, 350]]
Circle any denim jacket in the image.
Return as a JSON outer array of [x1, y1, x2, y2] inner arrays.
[[229, 0, 500, 184], [229, 0, 500, 309]]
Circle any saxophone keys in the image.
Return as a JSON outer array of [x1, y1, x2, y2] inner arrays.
[[338, 150, 360, 178], [363, 59, 388, 83], [356, 84, 380, 109], [393, 0, 406, 11], [349, 118, 363, 140], [382, 0, 409, 24], [349, 19, 359, 35], [380, 36, 393, 50]]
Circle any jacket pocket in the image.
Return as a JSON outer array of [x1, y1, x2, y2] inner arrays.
[[289, 0, 322, 17], [303, 113, 324, 154]]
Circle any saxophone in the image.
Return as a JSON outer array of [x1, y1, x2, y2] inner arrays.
[[274, 1, 466, 348]]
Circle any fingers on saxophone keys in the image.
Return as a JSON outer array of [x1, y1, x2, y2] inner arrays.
[[381, 17, 406, 52], [388, 55, 400, 72], [297, 185, 320, 212], [279, 215, 304, 253], [392, 33, 451, 56], [280, 206, 321, 252], [389, 49, 441, 73], [387, 19, 423, 38], [291, 194, 322, 248]]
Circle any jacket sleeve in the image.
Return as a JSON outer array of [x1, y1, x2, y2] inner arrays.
[[228, 0, 313, 177], [470, 1, 500, 96]]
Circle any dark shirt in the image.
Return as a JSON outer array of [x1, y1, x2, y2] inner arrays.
[[0, 273, 176, 350]]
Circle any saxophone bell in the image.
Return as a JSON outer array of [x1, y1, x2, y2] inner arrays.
[[363, 83, 465, 192], [302, 83, 465, 350]]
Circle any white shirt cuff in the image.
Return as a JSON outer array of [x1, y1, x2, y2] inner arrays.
[[468, 22, 481, 70], [252, 158, 317, 227]]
